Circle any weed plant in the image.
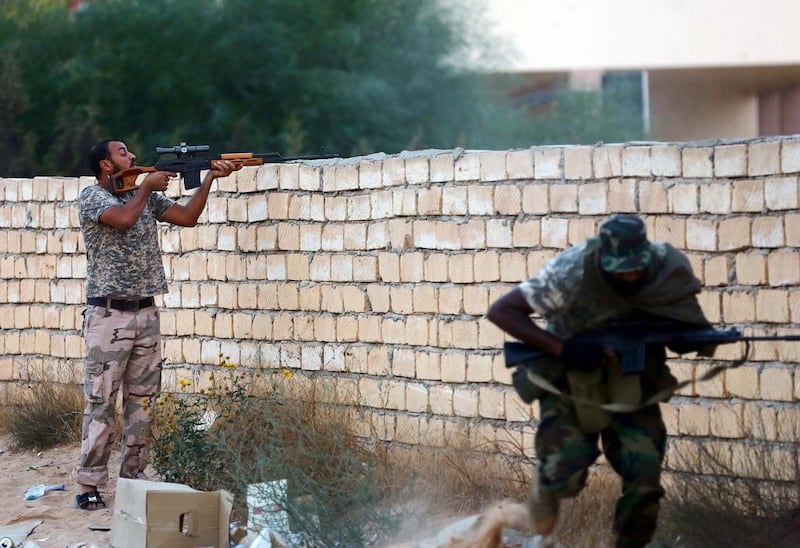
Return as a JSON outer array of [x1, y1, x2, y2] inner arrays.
[[656, 416, 800, 548], [0, 381, 83, 450], [150, 357, 401, 546]]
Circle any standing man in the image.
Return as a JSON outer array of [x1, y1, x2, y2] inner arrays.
[[486, 214, 713, 548], [75, 140, 237, 511]]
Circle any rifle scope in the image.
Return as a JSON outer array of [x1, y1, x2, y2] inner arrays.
[[155, 142, 210, 156]]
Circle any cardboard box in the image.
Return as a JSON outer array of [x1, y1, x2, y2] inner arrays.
[[111, 479, 233, 548]]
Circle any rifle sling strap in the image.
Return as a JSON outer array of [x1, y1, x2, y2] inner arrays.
[[521, 341, 750, 413]]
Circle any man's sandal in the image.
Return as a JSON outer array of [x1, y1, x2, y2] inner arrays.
[[76, 490, 106, 511]]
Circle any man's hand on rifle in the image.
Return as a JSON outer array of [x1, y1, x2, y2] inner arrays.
[[208, 159, 240, 180], [560, 338, 614, 371], [140, 170, 175, 193]]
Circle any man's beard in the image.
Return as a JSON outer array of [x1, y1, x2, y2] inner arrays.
[[601, 269, 649, 296]]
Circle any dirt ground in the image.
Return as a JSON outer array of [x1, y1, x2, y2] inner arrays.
[[0, 435, 119, 548]]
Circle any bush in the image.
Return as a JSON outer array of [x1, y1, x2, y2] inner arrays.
[[0, 381, 83, 450]]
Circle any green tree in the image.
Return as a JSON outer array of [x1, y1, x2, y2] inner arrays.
[[0, 0, 643, 177]]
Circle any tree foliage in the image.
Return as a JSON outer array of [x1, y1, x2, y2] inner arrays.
[[0, 0, 643, 177]]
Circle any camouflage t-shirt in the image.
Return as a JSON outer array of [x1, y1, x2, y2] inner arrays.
[[79, 185, 175, 298]]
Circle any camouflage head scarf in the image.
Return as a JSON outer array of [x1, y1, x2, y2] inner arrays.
[[598, 214, 652, 273]]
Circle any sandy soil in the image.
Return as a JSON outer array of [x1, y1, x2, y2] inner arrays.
[[0, 435, 119, 548]]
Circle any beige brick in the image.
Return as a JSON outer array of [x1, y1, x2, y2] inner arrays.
[[434, 221, 461, 250], [478, 385, 506, 419], [454, 152, 480, 182], [416, 352, 442, 381], [639, 181, 668, 213], [424, 253, 449, 282], [722, 290, 756, 323], [512, 219, 540, 248], [756, 289, 789, 322], [396, 252, 422, 283], [682, 147, 713, 177], [541, 217, 569, 248], [686, 219, 716, 251], [607, 178, 637, 212], [760, 367, 794, 401], [704, 255, 730, 286], [430, 152, 455, 182], [669, 182, 699, 214], [452, 387, 479, 417], [412, 285, 437, 313], [679, 404, 710, 436], [710, 402, 745, 438], [429, 384, 454, 415], [506, 149, 534, 179], [441, 351, 466, 383], [593, 145, 623, 178], [764, 176, 798, 210], [418, 187, 442, 215], [390, 286, 414, 314], [781, 138, 800, 173], [699, 181, 732, 213], [767, 250, 800, 285], [486, 219, 513, 248], [732, 180, 765, 212], [479, 151, 507, 181], [500, 252, 528, 281], [622, 146, 650, 176], [448, 255, 474, 283], [466, 354, 493, 383], [735, 253, 766, 285], [494, 185, 521, 215], [718, 217, 751, 251], [568, 217, 598, 245], [650, 145, 681, 176], [714, 144, 748, 177], [726, 365, 759, 398], [468, 185, 494, 215], [577, 182, 607, 215], [743, 404, 778, 440], [748, 141, 781, 176], [391, 348, 415, 378], [521, 183, 548, 214], [473, 251, 500, 282], [406, 156, 430, 185], [652, 217, 685, 248], [534, 148, 563, 179], [564, 146, 593, 179], [752, 216, 784, 248]]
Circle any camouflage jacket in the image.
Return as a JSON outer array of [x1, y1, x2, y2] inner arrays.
[[518, 237, 709, 339]]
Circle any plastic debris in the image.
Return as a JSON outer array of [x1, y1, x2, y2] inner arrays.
[[23, 484, 66, 501]]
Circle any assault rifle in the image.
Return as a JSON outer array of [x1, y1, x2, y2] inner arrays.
[[504, 317, 800, 375], [111, 142, 338, 193]]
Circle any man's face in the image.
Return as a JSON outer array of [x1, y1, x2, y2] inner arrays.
[[106, 141, 136, 172], [602, 268, 648, 296]]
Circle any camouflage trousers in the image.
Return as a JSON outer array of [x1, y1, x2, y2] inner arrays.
[[535, 394, 667, 547], [76, 305, 163, 488]]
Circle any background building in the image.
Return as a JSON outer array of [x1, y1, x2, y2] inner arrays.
[[479, 0, 800, 141]]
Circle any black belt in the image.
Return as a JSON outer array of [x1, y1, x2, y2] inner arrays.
[[87, 297, 155, 311]]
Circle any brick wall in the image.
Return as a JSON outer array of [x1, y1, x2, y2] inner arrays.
[[1, 136, 798, 483]]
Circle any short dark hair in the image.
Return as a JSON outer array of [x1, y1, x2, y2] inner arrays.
[[88, 140, 113, 178]]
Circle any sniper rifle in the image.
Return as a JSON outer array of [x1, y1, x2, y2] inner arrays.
[[111, 142, 338, 193]]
